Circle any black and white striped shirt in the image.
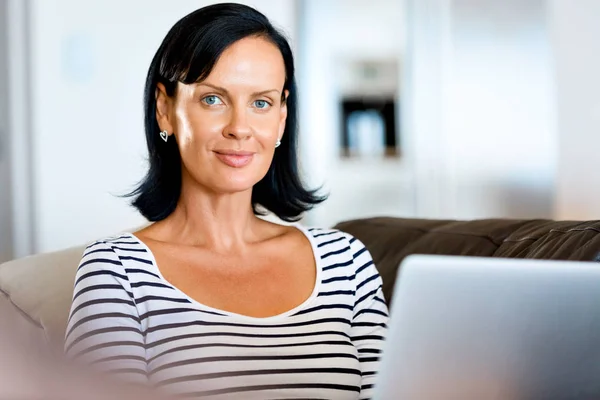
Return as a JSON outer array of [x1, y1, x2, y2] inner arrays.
[[65, 225, 389, 399]]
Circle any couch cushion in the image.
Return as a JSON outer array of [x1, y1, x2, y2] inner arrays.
[[335, 217, 600, 303], [0, 246, 85, 348]]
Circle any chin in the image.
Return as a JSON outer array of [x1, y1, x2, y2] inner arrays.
[[188, 163, 267, 195], [210, 172, 262, 194], [215, 183, 255, 194]]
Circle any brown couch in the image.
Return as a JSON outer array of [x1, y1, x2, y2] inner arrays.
[[2, 217, 600, 350], [337, 217, 600, 303]]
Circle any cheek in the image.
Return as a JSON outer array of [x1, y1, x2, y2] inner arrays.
[[251, 112, 283, 141], [175, 106, 224, 149]]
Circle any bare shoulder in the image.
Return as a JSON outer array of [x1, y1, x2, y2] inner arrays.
[[257, 221, 331, 263], [132, 223, 159, 242], [258, 219, 307, 247], [260, 221, 354, 254]]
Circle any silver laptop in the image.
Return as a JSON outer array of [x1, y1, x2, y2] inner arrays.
[[374, 255, 600, 400]]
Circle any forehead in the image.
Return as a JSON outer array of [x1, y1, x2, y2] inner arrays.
[[203, 36, 286, 89]]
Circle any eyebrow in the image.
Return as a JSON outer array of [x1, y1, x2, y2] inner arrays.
[[197, 82, 280, 97]]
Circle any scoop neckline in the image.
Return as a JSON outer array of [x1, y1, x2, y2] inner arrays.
[[124, 223, 322, 323]]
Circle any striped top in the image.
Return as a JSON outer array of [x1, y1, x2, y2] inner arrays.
[[64, 225, 389, 400]]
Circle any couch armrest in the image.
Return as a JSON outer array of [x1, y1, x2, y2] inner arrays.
[[0, 246, 85, 348]]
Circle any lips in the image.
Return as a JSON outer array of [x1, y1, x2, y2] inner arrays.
[[213, 150, 255, 168]]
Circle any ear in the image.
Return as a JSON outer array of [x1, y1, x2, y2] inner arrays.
[[155, 82, 175, 136], [277, 89, 289, 140]]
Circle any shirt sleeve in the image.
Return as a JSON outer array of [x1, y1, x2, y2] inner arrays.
[[348, 235, 389, 400], [64, 240, 147, 384]]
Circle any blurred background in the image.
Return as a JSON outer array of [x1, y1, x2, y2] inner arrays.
[[0, 0, 599, 261]]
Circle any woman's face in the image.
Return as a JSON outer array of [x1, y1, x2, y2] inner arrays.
[[156, 36, 288, 195]]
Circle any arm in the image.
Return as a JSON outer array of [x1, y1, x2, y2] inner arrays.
[[348, 236, 389, 400], [64, 241, 147, 384]]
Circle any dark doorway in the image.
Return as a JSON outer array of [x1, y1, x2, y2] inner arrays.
[[340, 97, 399, 158]]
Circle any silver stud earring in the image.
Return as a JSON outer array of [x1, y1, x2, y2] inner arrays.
[[159, 130, 168, 142], [275, 139, 281, 148]]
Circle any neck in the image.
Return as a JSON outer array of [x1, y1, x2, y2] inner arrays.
[[150, 180, 264, 253]]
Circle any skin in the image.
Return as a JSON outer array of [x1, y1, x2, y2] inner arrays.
[[134, 36, 316, 318]]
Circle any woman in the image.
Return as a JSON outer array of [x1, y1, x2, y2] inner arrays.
[[65, 3, 388, 399]]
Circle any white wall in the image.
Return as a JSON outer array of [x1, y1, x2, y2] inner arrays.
[[298, 0, 410, 228], [0, 0, 13, 262], [23, 0, 297, 253], [549, 0, 600, 220], [14, 0, 600, 255], [402, 0, 449, 218], [6, 0, 34, 259], [407, 0, 557, 220], [444, 0, 556, 219]]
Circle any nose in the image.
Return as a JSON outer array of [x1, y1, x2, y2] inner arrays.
[[223, 106, 252, 141]]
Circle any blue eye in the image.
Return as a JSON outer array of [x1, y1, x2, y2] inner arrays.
[[203, 95, 222, 105], [254, 100, 270, 109]]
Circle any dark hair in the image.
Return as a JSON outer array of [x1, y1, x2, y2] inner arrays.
[[127, 3, 326, 222]]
